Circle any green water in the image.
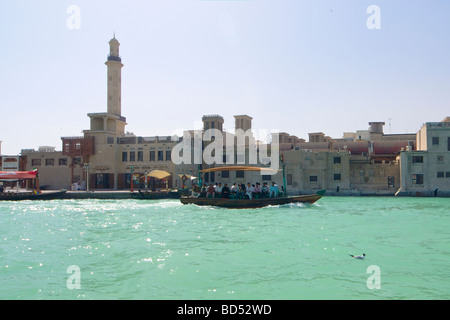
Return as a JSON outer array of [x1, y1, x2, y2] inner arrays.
[[0, 197, 449, 300]]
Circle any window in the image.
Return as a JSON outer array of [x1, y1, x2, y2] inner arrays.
[[31, 159, 41, 166], [137, 151, 143, 162], [158, 151, 164, 161], [150, 151, 155, 161], [59, 158, 67, 166], [333, 157, 341, 164], [334, 173, 341, 181], [446, 172, 450, 178], [309, 175, 318, 182], [129, 152, 135, 162], [412, 174, 424, 185], [45, 159, 54, 166], [122, 151, 127, 162], [287, 174, 293, 185], [107, 137, 114, 144], [448, 137, 450, 151], [437, 172, 444, 178], [412, 156, 423, 163], [432, 137, 439, 145], [96, 174, 104, 185], [73, 157, 82, 165], [388, 176, 395, 188], [222, 170, 229, 178], [165, 150, 171, 162], [236, 171, 245, 178], [262, 175, 272, 181]]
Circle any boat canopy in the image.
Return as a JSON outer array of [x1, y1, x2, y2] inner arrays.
[[0, 170, 37, 180], [200, 166, 277, 173]]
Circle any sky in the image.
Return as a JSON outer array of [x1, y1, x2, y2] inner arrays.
[[1, 0, 449, 155]]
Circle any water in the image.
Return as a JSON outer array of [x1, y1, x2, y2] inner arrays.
[[0, 197, 449, 300]]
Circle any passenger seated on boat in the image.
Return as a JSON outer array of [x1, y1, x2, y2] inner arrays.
[[216, 183, 223, 198], [207, 184, 215, 198], [252, 182, 262, 198], [270, 182, 279, 197], [238, 183, 246, 199], [198, 184, 207, 198], [222, 184, 230, 199], [230, 183, 238, 195], [0, 185, 3, 194], [261, 182, 269, 197], [245, 183, 253, 200]]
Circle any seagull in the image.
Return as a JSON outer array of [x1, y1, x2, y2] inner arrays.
[[349, 253, 366, 260]]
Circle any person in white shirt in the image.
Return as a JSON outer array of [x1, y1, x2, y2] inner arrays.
[[216, 182, 223, 197], [230, 183, 238, 194], [246, 183, 253, 200]]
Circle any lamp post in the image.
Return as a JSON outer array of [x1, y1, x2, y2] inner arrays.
[[130, 166, 134, 192], [144, 170, 148, 190], [83, 163, 90, 192]]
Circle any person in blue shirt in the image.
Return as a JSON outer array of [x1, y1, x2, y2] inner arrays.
[[270, 182, 279, 197]]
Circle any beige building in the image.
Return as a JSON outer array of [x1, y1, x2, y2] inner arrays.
[[398, 117, 450, 196], [21, 147, 79, 190]]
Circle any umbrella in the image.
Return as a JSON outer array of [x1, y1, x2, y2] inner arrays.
[[147, 170, 171, 180]]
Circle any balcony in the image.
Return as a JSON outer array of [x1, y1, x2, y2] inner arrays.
[[107, 55, 122, 62]]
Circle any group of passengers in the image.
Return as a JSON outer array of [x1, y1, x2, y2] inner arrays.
[[198, 181, 280, 199]]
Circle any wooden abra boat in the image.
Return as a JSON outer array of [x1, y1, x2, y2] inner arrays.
[[180, 165, 326, 209], [181, 190, 325, 209], [0, 190, 67, 201]]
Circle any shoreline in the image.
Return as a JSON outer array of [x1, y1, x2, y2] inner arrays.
[[2, 189, 449, 200]]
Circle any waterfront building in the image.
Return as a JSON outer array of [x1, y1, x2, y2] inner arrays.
[[21, 147, 76, 190], [398, 117, 450, 196], [270, 121, 415, 195], [15, 36, 449, 197]]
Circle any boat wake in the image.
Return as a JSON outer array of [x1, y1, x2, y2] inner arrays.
[[265, 202, 308, 209]]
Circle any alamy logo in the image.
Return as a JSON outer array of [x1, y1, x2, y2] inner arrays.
[[366, 265, 381, 290], [66, 265, 81, 290], [171, 129, 280, 173], [367, 5, 381, 30], [66, 5, 81, 30]]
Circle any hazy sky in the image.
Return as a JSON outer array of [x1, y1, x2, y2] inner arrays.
[[1, 0, 449, 155]]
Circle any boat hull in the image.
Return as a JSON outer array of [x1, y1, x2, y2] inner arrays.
[[180, 191, 325, 209], [0, 190, 67, 201]]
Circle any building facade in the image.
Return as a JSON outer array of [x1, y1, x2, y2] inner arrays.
[[14, 37, 449, 197], [398, 117, 450, 196]]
